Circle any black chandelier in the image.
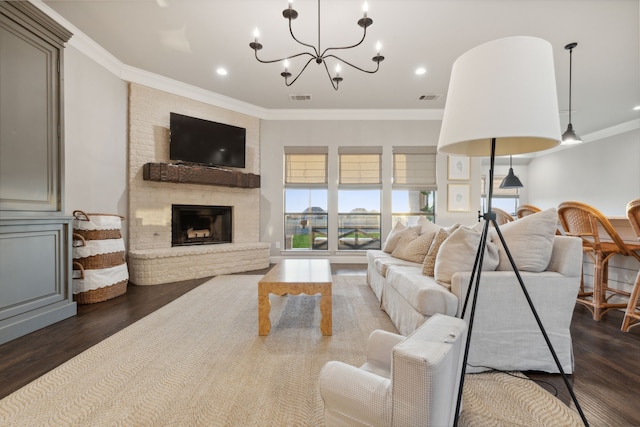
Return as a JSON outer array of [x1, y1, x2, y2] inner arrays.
[[249, 0, 384, 90]]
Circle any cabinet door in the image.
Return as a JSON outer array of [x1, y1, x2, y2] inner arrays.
[[0, 11, 61, 211], [0, 221, 69, 320]]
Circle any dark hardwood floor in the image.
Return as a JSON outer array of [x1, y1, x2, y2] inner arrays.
[[1, 265, 638, 426]]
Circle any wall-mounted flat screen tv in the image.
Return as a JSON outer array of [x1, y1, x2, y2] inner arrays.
[[170, 112, 246, 168]]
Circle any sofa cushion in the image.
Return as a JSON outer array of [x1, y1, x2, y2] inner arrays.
[[382, 222, 407, 253], [385, 266, 459, 316], [391, 227, 435, 263], [434, 226, 499, 287], [374, 256, 419, 278], [493, 208, 558, 272]]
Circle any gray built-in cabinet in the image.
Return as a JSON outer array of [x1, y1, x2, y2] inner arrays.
[[0, 2, 76, 344]]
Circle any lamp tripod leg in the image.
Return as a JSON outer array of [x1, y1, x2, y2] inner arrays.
[[453, 139, 588, 426], [453, 218, 490, 427], [453, 217, 589, 426]]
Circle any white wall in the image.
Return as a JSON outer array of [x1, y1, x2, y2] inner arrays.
[[527, 129, 640, 215], [526, 130, 640, 297], [59, 41, 638, 262], [63, 45, 128, 239], [259, 120, 481, 260]]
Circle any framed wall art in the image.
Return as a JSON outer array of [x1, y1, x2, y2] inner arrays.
[[448, 184, 470, 212], [448, 155, 470, 180]]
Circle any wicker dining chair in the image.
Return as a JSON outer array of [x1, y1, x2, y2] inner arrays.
[[622, 199, 640, 332], [516, 204, 541, 218], [558, 201, 640, 321], [491, 207, 515, 226]]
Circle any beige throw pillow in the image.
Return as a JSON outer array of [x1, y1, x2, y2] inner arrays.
[[434, 226, 500, 286], [382, 222, 407, 253], [493, 208, 558, 272], [422, 228, 449, 276], [391, 227, 435, 263]]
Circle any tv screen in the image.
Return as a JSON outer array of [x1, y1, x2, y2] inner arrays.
[[169, 112, 246, 168]]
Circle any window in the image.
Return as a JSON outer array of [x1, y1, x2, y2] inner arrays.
[[481, 175, 519, 216], [284, 149, 328, 250], [392, 147, 437, 227], [337, 147, 381, 250]]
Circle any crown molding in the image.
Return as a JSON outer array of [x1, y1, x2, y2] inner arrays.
[[26, 1, 640, 128], [259, 108, 444, 121], [29, 0, 446, 122], [120, 65, 268, 118], [580, 118, 640, 142]]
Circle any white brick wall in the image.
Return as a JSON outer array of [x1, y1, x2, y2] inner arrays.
[[128, 243, 270, 286], [127, 84, 267, 284]]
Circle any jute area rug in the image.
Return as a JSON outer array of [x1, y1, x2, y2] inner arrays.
[[0, 274, 583, 426]]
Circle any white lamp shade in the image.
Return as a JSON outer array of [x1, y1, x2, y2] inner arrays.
[[438, 36, 561, 157]]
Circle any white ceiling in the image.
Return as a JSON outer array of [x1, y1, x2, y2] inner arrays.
[[41, 0, 640, 138]]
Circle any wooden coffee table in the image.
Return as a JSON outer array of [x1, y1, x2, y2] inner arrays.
[[258, 259, 332, 336]]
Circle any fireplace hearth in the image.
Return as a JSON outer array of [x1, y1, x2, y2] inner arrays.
[[172, 204, 232, 247]]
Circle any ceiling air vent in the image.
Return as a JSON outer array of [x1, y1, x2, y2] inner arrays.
[[418, 94, 442, 101], [289, 94, 312, 101]]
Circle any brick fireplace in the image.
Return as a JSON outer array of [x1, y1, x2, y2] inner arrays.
[[126, 84, 269, 285]]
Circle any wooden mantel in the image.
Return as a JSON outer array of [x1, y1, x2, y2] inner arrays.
[[143, 162, 260, 188]]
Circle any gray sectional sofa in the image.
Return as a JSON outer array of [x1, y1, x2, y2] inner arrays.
[[366, 209, 583, 374]]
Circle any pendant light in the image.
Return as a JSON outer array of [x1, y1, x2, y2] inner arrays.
[[499, 156, 523, 189], [562, 42, 582, 144]]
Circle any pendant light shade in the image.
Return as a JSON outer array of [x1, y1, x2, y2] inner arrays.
[[562, 42, 582, 144], [562, 123, 581, 144], [499, 156, 523, 188]]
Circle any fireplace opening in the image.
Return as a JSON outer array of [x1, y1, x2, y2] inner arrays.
[[172, 204, 232, 247]]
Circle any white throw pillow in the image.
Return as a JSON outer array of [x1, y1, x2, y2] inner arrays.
[[434, 226, 499, 286], [492, 208, 558, 272], [382, 222, 406, 253], [417, 217, 442, 235], [391, 227, 435, 263]]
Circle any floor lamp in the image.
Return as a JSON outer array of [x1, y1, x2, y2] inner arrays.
[[437, 37, 589, 426]]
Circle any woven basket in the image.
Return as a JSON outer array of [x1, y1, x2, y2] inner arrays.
[[72, 233, 126, 270], [72, 210, 128, 304], [72, 210, 125, 240], [72, 262, 128, 304], [74, 252, 126, 270], [74, 228, 122, 240]]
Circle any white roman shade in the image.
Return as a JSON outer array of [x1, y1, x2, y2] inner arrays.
[[338, 147, 382, 186], [393, 146, 437, 189], [284, 147, 328, 187]]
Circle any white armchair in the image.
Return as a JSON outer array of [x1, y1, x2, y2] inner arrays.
[[319, 314, 468, 426]]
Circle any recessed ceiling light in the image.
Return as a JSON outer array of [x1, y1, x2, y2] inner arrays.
[[634, 105, 640, 111], [415, 67, 427, 75], [216, 68, 228, 76]]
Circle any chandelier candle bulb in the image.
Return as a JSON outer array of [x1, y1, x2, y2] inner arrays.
[[376, 41, 381, 55], [363, 2, 368, 18], [253, 28, 259, 43]]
